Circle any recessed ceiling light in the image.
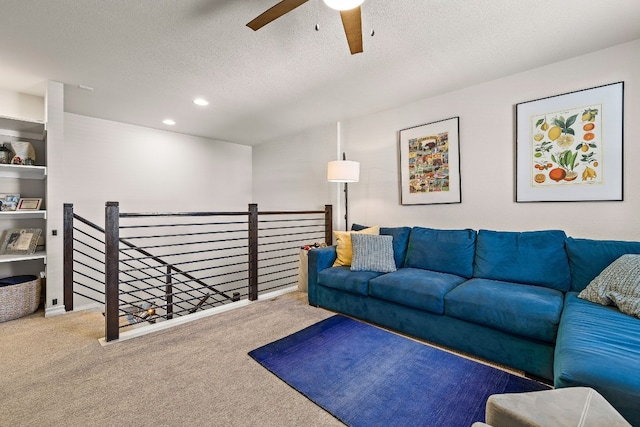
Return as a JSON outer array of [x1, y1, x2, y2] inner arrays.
[[193, 98, 209, 106], [162, 119, 176, 126]]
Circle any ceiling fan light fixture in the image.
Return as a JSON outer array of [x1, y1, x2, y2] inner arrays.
[[322, 0, 365, 11]]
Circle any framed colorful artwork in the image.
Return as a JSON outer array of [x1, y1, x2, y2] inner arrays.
[[516, 82, 623, 202], [399, 117, 461, 205]]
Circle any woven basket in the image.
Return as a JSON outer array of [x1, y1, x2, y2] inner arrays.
[[0, 276, 41, 322]]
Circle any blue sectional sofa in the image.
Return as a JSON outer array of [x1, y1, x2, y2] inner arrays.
[[307, 226, 640, 426]]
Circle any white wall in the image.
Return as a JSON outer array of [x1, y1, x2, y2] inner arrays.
[[254, 39, 640, 241], [252, 122, 337, 211], [43, 113, 252, 312], [0, 88, 44, 122], [61, 113, 252, 216]]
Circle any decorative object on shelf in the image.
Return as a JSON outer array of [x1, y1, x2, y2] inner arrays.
[[0, 194, 20, 211], [0, 143, 11, 164], [17, 198, 42, 210], [516, 82, 624, 202], [399, 116, 461, 205], [328, 152, 360, 231], [0, 228, 42, 255], [36, 235, 45, 252], [9, 140, 36, 166]]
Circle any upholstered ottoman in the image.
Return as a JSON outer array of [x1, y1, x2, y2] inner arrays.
[[483, 387, 630, 427]]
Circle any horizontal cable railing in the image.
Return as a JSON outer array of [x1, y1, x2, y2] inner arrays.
[[64, 203, 332, 341]]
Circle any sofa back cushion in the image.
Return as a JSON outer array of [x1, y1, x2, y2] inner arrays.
[[473, 229, 571, 291], [404, 227, 477, 278], [566, 237, 640, 292], [351, 224, 411, 268]]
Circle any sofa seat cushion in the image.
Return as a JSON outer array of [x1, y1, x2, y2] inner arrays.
[[473, 229, 571, 292], [555, 293, 640, 426], [318, 266, 383, 296], [368, 268, 466, 314], [444, 278, 564, 343]]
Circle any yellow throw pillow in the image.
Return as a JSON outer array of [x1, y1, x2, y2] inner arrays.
[[333, 226, 380, 267]]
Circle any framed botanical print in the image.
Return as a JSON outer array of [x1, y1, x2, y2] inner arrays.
[[516, 82, 623, 202]]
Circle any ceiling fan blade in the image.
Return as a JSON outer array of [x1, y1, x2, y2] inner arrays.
[[247, 0, 309, 31], [340, 6, 363, 55]]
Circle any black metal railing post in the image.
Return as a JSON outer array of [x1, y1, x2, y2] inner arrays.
[[105, 201, 120, 342], [248, 203, 258, 301], [324, 204, 333, 245], [166, 265, 173, 320], [63, 203, 74, 311]]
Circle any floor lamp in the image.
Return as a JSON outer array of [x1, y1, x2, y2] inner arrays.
[[327, 152, 360, 231]]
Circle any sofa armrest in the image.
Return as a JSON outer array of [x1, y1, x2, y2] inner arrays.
[[307, 246, 337, 306]]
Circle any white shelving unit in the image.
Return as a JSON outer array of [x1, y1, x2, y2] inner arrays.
[[0, 163, 46, 180], [0, 116, 47, 266]]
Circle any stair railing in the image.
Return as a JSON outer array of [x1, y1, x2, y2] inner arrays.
[[63, 203, 332, 341]]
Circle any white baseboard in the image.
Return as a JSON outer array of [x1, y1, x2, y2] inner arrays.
[[99, 286, 298, 346], [257, 285, 298, 301], [44, 305, 66, 317]]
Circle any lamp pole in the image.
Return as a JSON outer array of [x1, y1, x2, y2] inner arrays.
[[342, 152, 349, 231]]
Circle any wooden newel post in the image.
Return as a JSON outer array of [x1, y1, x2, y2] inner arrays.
[[63, 203, 74, 311], [248, 203, 258, 301], [105, 201, 120, 342], [324, 204, 333, 245]]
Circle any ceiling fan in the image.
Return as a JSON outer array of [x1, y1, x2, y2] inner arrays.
[[247, 0, 365, 55]]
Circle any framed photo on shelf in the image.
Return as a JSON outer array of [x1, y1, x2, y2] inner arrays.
[[399, 116, 461, 205], [515, 82, 623, 202], [0, 228, 42, 255], [0, 194, 20, 211], [17, 198, 43, 210]]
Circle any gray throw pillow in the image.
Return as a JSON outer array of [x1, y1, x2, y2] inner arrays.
[[350, 234, 397, 273], [578, 254, 640, 318]]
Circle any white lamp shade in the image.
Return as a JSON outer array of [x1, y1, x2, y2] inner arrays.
[[323, 0, 365, 11], [327, 160, 360, 182]]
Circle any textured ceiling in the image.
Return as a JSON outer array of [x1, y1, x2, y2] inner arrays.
[[1, 0, 639, 145]]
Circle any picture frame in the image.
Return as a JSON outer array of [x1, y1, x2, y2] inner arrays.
[[17, 198, 43, 210], [0, 194, 20, 211], [399, 117, 461, 205], [0, 228, 42, 255], [516, 82, 624, 202]]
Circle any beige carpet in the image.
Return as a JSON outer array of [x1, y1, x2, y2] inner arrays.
[[0, 292, 344, 427]]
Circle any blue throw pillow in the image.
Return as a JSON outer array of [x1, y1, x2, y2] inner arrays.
[[473, 229, 571, 291], [566, 237, 640, 292], [351, 224, 411, 268], [350, 234, 397, 273], [404, 227, 477, 278]]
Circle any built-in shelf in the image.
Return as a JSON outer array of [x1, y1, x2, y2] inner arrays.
[[0, 115, 47, 270], [0, 116, 45, 140], [0, 210, 46, 220], [0, 250, 46, 264], [0, 164, 46, 180]]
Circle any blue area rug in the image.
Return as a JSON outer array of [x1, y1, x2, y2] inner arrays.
[[249, 315, 549, 426]]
